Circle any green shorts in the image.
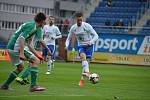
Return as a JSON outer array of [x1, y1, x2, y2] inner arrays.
[[8, 49, 34, 66]]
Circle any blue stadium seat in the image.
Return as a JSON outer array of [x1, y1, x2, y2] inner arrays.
[[138, 20, 150, 34], [86, 0, 148, 34], [0, 41, 7, 49]]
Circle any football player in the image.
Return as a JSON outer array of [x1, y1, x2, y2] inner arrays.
[[1, 12, 51, 92], [42, 16, 62, 75], [65, 12, 98, 86]]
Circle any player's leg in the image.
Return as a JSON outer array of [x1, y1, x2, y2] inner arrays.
[[17, 49, 43, 84], [29, 55, 46, 92], [1, 50, 24, 90], [42, 47, 50, 74], [15, 49, 36, 85], [21, 49, 45, 91], [84, 44, 94, 76], [78, 46, 89, 86], [19, 66, 30, 84], [78, 52, 87, 86], [45, 45, 54, 75], [16, 66, 30, 85], [81, 53, 90, 77], [79, 46, 90, 77], [78, 45, 94, 86], [46, 56, 52, 74], [51, 45, 56, 68], [22, 49, 45, 92]]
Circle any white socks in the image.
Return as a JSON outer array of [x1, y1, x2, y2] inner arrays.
[[82, 60, 89, 74], [47, 59, 52, 72]]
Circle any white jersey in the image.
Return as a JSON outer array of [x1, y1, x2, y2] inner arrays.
[[43, 24, 62, 45], [66, 22, 98, 47]]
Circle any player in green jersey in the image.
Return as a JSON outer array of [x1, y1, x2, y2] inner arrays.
[[15, 34, 43, 85], [1, 12, 51, 92]]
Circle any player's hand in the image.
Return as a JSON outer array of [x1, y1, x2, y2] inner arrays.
[[37, 56, 44, 64], [19, 54, 26, 60], [71, 48, 75, 52]]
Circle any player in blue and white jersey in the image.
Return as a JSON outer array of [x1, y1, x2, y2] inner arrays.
[[65, 12, 98, 86], [42, 16, 62, 74]]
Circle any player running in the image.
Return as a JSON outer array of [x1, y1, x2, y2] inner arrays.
[[65, 12, 98, 86], [42, 16, 62, 75], [0, 12, 51, 92]]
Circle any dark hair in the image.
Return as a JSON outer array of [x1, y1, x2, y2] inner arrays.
[[75, 12, 83, 18], [34, 12, 46, 23]]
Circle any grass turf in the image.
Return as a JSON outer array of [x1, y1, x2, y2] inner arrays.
[[0, 61, 150, 100]]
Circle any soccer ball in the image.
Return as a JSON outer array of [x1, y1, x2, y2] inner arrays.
[[89, 73, 100, 84]]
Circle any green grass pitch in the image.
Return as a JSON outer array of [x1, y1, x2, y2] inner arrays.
[[0, 61, 150, 100]]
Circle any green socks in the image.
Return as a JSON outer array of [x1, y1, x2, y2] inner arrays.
[[30, 67, 39, 87], [4, 71, 19, 86], [20, 67, 30, 79], [3, 67, 39, 87]]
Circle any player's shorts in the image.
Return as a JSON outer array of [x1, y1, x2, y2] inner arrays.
[[78, 44, 94, 59], [8, 48, 34, 66], [42, 44, 55, 57]]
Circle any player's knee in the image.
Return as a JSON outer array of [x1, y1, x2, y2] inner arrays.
[[16, 64, 24, 72], [33, 58, 41, 65], [31, 56, 40, 65], [80, 53, 86, 61]]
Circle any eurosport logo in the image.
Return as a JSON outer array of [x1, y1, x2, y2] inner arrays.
[[137, 36, 150, 55], [95, 34, 144, 54]]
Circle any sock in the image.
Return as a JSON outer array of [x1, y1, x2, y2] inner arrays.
[[4, 71, 19, 86], [20, 67, 30, 79], [30, 67, 38, 87], [47, 59, 52, 71], [82, 60, 89, 74]]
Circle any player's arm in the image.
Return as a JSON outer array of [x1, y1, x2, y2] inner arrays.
[[38, 38, 51, 56], [17, 24, 27, 60], [65, 26, 74, 49], [51, 27, 62, 40], [87, 23, 98, 45], [51, 34, 62, 40], [27, 37, 43, 61], [55, 34, 62, 39], [55, 27, 62, 39], [36, 28, 52, 56], [18, 36, 26, 60]]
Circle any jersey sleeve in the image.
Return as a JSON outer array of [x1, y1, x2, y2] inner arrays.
[[18, 23, 29, 39], [86, 23, 97, 35], [56, 27, 61, 36], [54, 26, 62, 39], [20, 22, 35, 40], [86, 23, 98, 44], [65, 25, 74, 48]]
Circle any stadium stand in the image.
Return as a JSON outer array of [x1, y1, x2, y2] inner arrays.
[[0, 41, 7, 49], [86, 0, 149, 34], [138, 19, 150, 34]]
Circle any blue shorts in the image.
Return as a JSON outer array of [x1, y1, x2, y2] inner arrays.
[[78, 44, 94, 59], [42, 45, 55, 57]]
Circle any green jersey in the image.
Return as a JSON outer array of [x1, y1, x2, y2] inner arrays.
[[7, 21, 42, 50]]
